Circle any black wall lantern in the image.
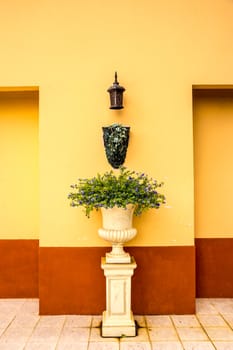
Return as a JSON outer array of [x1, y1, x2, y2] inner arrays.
[[107, 72, 125, 109]]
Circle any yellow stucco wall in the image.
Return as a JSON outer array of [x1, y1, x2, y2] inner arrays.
[[0, 0, 233, 246], [194, 90, 233, 238], [0, 90, 39, 239]]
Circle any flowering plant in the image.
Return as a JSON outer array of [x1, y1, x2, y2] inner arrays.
[[68, 166, 165, 218]]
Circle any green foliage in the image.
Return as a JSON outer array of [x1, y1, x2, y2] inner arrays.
[[103, 124, 130, 169], [68, 166, 166, 218]]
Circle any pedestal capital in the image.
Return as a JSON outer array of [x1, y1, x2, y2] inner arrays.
[[101, 256, 137, 269]]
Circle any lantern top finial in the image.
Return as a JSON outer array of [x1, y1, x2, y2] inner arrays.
[[114, 71, 118, 85]]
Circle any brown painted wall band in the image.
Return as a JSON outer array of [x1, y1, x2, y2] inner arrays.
[[39, 246, 196, 315], [0, 239, 232, 314], [195, 238, 233, 297], [0, 240, 39, 297]]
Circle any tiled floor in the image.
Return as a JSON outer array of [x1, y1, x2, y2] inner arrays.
[[0, 299, 232, 349]]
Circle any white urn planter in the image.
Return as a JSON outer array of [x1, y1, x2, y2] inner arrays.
[[98, 204, 137, 263]]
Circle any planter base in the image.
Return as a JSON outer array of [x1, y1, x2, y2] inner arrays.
[[106, 251, 131, 264], [98, 227, 137, 264], [101, 257, 137, 338]]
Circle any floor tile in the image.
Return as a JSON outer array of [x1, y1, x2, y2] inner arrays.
[[24, 342, 57, 350], [89, 342, 120, 349], [56, 342, 89, 350], [120, 342, 151, 350], [182, 341, 215, 349], [0, 302, 23, 317], [213, 341, 233, 349], [171, 315, 201, 327], [176, 327, 208, 341], [196, 299, 218, 315], [222, 314, 233, 328], [0, 326, 33, 343], [211, 300, 233, 314], [197, 315, 228, 327], [58, 327, 90, 343], [134, 315, 146, 328], [91, 316, 102, 328], [148, 327, 178, 341], [89, 327, 118, 342], [146, 316, 173, 328], [151, 342, 183, 349], [64, 315, 92, 328], [10, 314, 40, 328], [0, 343, 25, 350], [0, 337, 29, 349], [120, 328, 149, 342], [211, 299, 233, 303], [0, 299, 26, 304], [36, 316, 65, 328], [29, 326, 61, 343], [0, 315, 14, 328], [204, 327, 233, 341], [19, 300, 39, 315], [1, 298, 233, 349]]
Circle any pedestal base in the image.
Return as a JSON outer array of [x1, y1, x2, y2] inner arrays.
[[102, 311, 136, 337], [101, 257, 137, 338]]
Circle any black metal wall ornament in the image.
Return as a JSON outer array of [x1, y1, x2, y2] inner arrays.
[[107, 72, 125, 109], [102, 123, 130, 169]]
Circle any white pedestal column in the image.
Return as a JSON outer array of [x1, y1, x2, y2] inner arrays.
[[101, 257, 137, 337]]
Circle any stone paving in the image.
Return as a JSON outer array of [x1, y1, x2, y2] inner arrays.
[[0, 298, 232, 349]]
